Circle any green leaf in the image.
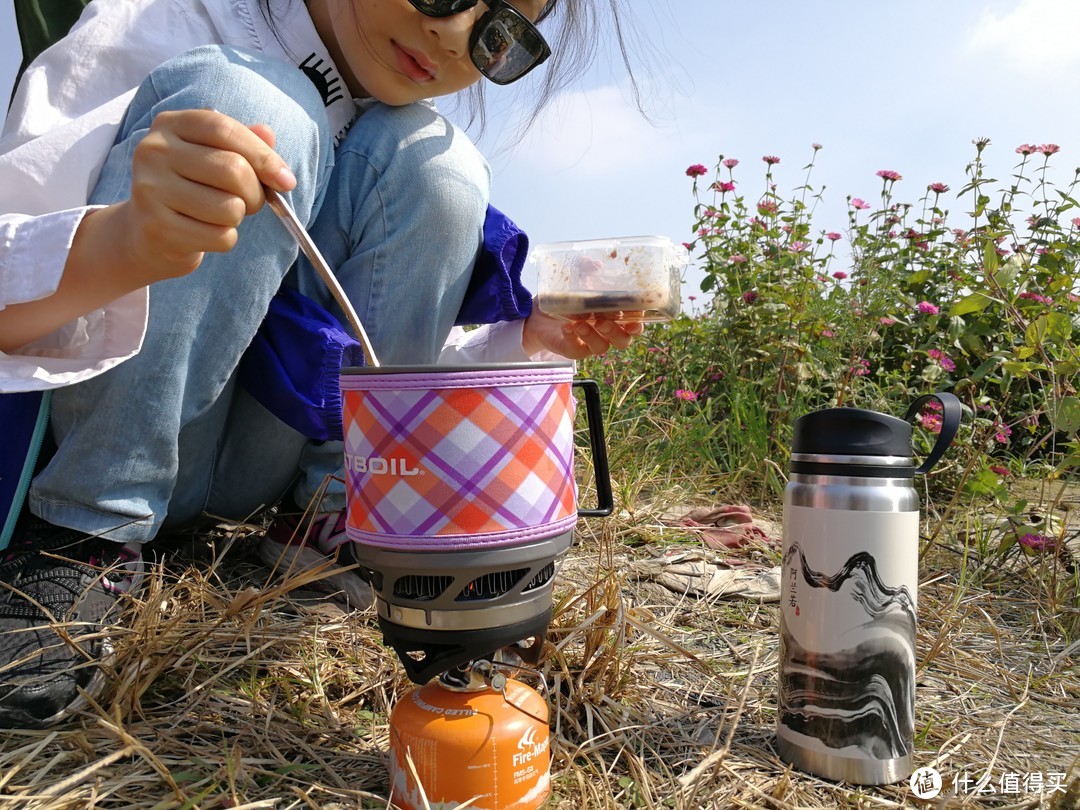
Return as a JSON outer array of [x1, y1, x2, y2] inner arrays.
[[1053, 396, 1080, 435], [949, 292, 995, 316], [965, 468, 1005, 497], [1045, 311, 1072, 344], [1003, 360, 1037, 375], [1026, 312, 1072, 347], [993, 259, 1018, 289], [970, 355, 1002, 382], [960, 332, 986, 355], [983, 241, 1000, 273]]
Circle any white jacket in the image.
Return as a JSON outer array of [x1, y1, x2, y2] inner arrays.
[[0, 0, 530, 392]]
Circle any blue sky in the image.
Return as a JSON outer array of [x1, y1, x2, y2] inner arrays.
[[4, 0, 1080, 299]]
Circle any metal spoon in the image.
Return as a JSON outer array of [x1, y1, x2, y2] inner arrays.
[[264, 187, 380, 367]]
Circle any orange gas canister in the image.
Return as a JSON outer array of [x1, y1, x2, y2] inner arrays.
[[388, 677, 550, 810]]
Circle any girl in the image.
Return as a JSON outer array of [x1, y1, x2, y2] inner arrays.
[[0, 0, 641, 728]]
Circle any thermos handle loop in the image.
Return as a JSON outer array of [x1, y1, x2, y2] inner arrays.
[[903, 392, 963, 475], [573, 379, 614, 517]]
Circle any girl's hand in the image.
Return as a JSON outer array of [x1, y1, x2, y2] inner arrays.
[[117, 109, 296, 284], [1, 111, 297, 351], [522, 310, 644, 360]]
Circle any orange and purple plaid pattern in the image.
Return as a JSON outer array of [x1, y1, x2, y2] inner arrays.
[[341, 366, 578, 551]]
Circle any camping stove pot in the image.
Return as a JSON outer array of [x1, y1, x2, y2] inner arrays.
[[339, 361, 612, 683], [776, 393, 961, 785]]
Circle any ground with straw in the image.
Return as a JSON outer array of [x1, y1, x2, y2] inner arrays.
[[0, 473, 1076, 809]]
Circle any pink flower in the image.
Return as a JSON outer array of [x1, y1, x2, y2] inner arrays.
[[879, 316, 896, 326], [1018, 291, 1053, 305], [994, 424, 1012, 444], [1016, 144, 1037, 155], [832, 271, 848, 280], [826, 232, 842, 242], [919, 413, 943, 433], [928, 182, 950, 194], [686, 164, 709, 178], [762, 155, 781, 165], [757, 200, 778, 214], [674, 389, 699, 402], [821, 329, 836, 338], [927, 349, 956, 372], [1037, 144, 1060, 155], [1071, 218, 1080, 229], [851, 198, 870, 210], [682, 242, 694, 251], [715, 181, 736, 193], [729, 255, 747, 264], [917, 301, 940, 315], [722, 158, 739, 169], [742, 290, 759, 304], [789, 241, 809, 253], [877, 169, 903, 181], [851, 358, 870, 377], [1019, 533, 1056, 551], [989, 465, 1010, 477]]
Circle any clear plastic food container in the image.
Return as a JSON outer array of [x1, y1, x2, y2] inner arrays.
[[531, 236, 686, 323]]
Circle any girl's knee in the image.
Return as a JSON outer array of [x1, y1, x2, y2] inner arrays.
[[341, 102, 491, 216], [141, 46, 333, 186]]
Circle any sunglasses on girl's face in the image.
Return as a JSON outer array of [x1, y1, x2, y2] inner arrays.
[[406, 0, 552, 85]]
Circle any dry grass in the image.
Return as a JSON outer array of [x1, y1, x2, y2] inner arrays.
[[0, 491, 1077, 810]]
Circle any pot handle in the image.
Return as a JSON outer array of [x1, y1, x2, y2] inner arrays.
[[904, 391, 963, 475], [573, 379, 614, 517]]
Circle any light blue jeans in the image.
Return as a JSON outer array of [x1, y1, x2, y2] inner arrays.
[[29, 46, 490, 542]]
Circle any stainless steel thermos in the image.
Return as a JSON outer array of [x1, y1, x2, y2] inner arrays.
[[776, 393, 962, 785]]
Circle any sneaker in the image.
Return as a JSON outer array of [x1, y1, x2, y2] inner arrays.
[[258, 510, 372, 610], [0, 519, 143, 729]]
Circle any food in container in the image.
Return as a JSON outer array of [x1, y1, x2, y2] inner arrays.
[[531, 235, 685, 323]]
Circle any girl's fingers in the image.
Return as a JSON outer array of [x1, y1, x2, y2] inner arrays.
[[571, 322, 613, 356], [149, 110, 296, 203], [593, 318, 641, 350]]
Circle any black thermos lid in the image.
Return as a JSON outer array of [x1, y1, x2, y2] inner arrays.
[[791, 407, 913, 459]]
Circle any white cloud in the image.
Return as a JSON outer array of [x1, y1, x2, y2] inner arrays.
[[968, 0, 1080, 73]]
